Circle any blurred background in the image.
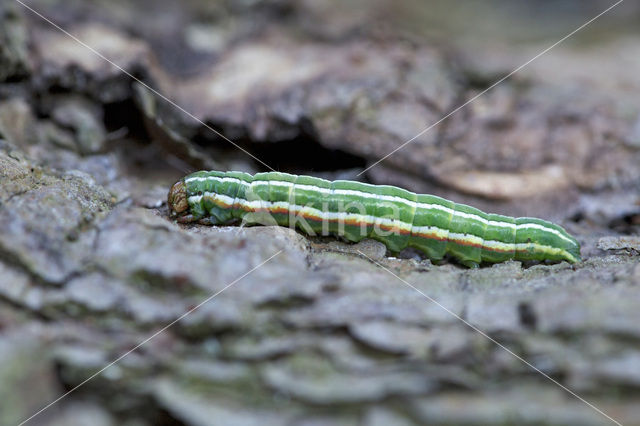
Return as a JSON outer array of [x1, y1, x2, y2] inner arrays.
[[5, 0, 640, 217], [1, 0, 639, 425]]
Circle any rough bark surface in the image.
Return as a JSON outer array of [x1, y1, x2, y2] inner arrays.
[[1, 1, 639, 425]]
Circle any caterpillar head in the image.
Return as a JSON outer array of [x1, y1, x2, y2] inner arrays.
[[168, 180, 188, 218]]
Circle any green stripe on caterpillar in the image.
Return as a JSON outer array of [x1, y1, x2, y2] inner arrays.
[[168, 170, 581, 267]]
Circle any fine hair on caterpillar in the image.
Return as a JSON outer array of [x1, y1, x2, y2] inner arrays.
[[169, 171, 581, 267]]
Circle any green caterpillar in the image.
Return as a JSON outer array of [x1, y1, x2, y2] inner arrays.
[[168, 171, 581, 267]]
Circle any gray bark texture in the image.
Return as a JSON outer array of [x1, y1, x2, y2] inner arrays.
[[0, 0, 639, 425]]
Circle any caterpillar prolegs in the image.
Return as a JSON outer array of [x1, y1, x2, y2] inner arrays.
[[168, 171, 581, 267]]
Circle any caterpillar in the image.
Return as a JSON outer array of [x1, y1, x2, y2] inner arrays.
[[168, 171, 581, 267]]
